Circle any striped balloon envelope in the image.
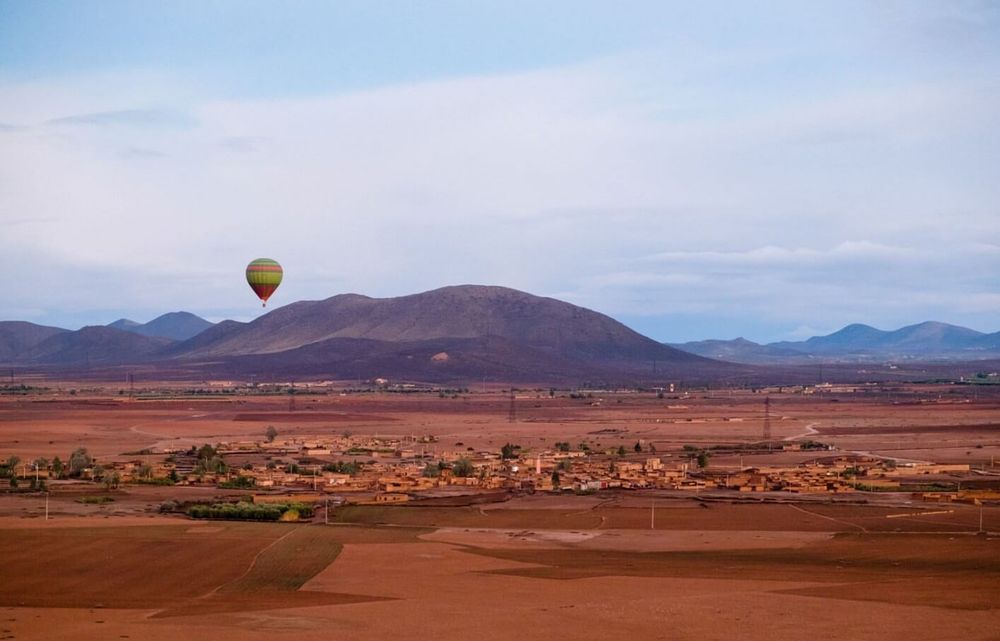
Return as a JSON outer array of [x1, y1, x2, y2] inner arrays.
[[245, 258, 283, 307]]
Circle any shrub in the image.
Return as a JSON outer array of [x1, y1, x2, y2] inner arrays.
[[219, 476, 256, 489], [187, 501, 313, 521]]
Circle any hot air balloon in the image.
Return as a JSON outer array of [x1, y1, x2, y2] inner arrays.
[[246, 258, 283, 307]]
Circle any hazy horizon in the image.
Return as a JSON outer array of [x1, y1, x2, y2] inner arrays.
[[6, 282, 1000, 347], [2, 1, 998, 343]]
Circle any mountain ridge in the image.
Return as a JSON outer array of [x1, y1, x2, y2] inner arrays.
[[675, 321, 1000, 364], [3, 290, 999, 378]]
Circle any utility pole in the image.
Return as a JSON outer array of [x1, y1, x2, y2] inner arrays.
[[650, 498, 655, 530], [763, 395, 772, 450], [45, 492, 49, 520], [325, 497, 330, 525], [507, 389, 516, 423]]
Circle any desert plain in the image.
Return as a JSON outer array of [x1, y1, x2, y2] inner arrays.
[[1, 382, 999, 641]]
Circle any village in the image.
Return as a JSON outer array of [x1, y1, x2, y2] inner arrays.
[[6, 426, 991, 508]]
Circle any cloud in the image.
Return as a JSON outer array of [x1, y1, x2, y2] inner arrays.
[[122, 146, 167, 159], [4, 216, 59, 226], [638, 242, 921, 269], [43, 108, 196, 128], [218, 136, 265, 153], [0, 9, 998, 339]]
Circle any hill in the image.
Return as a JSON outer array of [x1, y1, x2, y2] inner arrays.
[[167, 285, 729, 382], [771, 321, 998, 360], [0, 321, 69, 363], [109, 312, 213, 341], [24, 326, 173, 365], [671, 337, 815, 365], [675, 322, 1000, 364]]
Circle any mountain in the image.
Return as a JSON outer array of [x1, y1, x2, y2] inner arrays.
[[167, 285, 729, 382], [109, 318, 141, 331], [0, 321, 69, 363], [6, 293, 1000, 380], [24, 326, 173, 365], [782, 323, 888, 354], [770, 321, 996, 360], [172, 285, 708, 360], [671, 321, 1000, 364], [671, 337, 815, 365], [109, 312, 214, 341]]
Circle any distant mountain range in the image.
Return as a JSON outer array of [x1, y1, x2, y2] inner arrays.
[[672, 321, 1000, 364], [0, 286, 728, 383], [2, 288, 997, 383]]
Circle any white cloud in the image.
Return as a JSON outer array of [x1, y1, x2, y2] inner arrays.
[[1, 26, 998, 339]]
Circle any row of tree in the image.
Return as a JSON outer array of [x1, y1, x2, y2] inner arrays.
[[1, 447, 97, 485], [188, 501, 314, 521]]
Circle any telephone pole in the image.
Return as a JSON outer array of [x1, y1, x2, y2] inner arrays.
[[763, 395, 772, 450], [507, 389, 516, 423]]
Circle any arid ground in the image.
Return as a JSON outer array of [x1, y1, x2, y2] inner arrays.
[[1, 383, 999, 640]]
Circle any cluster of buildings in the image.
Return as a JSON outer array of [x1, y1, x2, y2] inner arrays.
[[15, 433, 970, 502], [18, 434, 979, 503]]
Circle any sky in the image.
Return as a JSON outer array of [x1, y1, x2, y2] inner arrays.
[[1, 0, 998, 343]]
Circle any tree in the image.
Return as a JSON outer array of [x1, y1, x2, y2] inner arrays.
[[4, 455, 20, 478], [168, 469, 180, 483], [617, 446, 627, 457], [52, 456, 65, 478], [649, 443, 657, 454], [196, 456, 227, 475], [500, 443, 517, 460], [104, 471, 121, 490], [421, 462, 441, 478], [197, 444, 217, 460], [634, 441, 643, 453], [551, 470, 561, 488], [68, 448, 92, 477], [452, 458, 474, 477], [265, 425, 278, 443], [137, 463, 153, 479], [697, 452, 710, 468]]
